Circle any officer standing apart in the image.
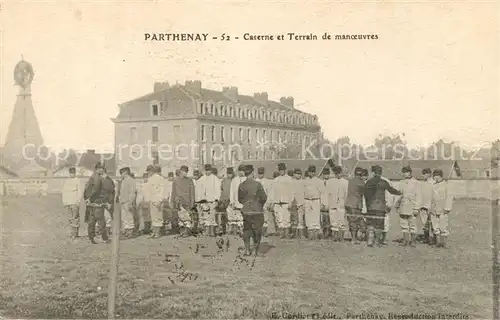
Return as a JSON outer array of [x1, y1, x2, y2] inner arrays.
[[238, 165, 267, 256]]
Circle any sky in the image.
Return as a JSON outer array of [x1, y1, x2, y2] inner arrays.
[[1, 1, 498, 152]]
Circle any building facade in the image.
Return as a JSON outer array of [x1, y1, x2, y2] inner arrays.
[[112, 80, 322, 175]]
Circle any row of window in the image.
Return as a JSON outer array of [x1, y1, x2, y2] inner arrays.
[[130, 125, 182, 144], [199, 149, 281, 166], [200, 125, 315, 144], [197, 102, 318, 126]]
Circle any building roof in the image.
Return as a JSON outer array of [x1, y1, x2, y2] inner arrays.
[[116, 83, 312, 119], [348, 159, 458, 180]]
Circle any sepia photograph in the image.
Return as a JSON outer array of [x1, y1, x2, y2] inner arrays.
[[0, 1, 499, 319]]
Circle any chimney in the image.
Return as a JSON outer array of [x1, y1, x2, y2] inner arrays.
[[280, 96, 294, 108], [184, 80, 202, 95], [253, 92, 268, 105], [154, 81, 169, 92], [223, 86, 238, 101]]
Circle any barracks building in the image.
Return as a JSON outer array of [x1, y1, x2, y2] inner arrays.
[[112, 80, 322, 175]]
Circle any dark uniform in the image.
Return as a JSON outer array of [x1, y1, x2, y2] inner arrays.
[[345, 167, 366, 244], [171, 166, 196, 236], [218, 167, 233, 234], [238, 165, 267, 256], [84, 164, 109, 244], [364, 165, 401, 246]]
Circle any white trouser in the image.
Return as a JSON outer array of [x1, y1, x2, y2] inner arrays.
[[329, 208, 346, 232]]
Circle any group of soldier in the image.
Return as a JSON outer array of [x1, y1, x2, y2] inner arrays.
[[61, 160, 453, 254]]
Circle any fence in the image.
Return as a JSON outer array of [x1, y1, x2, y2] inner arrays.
[[1, 177, 499, 200]]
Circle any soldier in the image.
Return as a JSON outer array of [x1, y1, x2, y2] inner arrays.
[[320, 167, 332, 238], [162, 171, 175, 235], [218, 167, 234, 235], [136, 171, 152, 235], [238, 165, 267, 256], [291, 168, 305, 239], [171, 165, 196, 236], [302, 165, 326, 240], [62, 167, 82, 240], [84, 163, 109, 244], [101, 168, 116, 236], [429, 169, 453, 248], [255, 167, 274, 236], [418, 168, 435, 244], [272, 163, 294, 239], [394, 166, 420, 247], [196, 164, 221, 237], [346, 167, 367, 244], [324, 165, 349, 242], [228, 165, 246, 235], [119, 167, 137, 239], [192, 169, 202, 233], [364, 165, 402, 247], [147, 165, 165, 238], [272, 171, 280, 179]]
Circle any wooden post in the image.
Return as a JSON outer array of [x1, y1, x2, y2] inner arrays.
[[108, 204, 121, 319]]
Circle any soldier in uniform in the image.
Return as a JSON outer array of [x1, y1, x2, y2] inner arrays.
[[324, 165, 349, 242], [119, 167, 137, 239], [162, 171, 175, 235], [228, 165, 246, 235], [302, 165, 326, 240], [62, 167, 82, 240], [192, 169, 202, 233], [238, 165, 267, 256], [320, 167, 332, 238], [272, 163, 294, 239], [136, 171, 152, 235], [394, 165, 420, 247], [291, 168, 305, 239], [147, 165, 165, 238], [218, 167, 234, 235], [255, 167, 274, 237], [345, 167, 367, 244], [171, 165, 196, 236], [418, 168, 435, 244], [364, 165, 401, 247], [101, 168, 116, 236], [84, 163, 109, 244], [196, 164, 221, 237], [429, 169, 453, 248]]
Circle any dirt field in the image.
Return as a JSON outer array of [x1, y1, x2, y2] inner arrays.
[[0, 195, 493, 319]]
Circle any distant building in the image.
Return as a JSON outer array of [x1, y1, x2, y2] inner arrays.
[[112, 81, 322, 175], [348, 160, 460, 180], [52, 150, 116, 177]]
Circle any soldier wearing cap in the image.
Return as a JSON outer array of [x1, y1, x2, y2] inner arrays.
[[218, 167, 234, 235], [62, 166, 82, 240], [119, 167, 137, 239], [83, 162, 109, 244], [320, 167, 332, 237], [418, 168, 435, 244], [255, 166, 274, 236], [300, 165, 327, 240], [394, 165, 420, 247], [161, 171, 175, 235], [228, 165, 246, 235], [290, 168, 305, 239], [429, 169, 453, 248], [171, 165, 196, 236], [364, 165, 401, 247], [136, 171, 152, 234], [272, 163, 294, 238], [238, 164, 267, 256], [323, 165, 349, 242], [146, 164, 165, 238], [196, 164, 221, 236]]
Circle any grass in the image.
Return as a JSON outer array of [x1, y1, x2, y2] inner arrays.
[[0, 195, 493, 319]]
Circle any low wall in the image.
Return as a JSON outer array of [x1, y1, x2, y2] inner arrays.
[[0, 177, 499, 200]]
